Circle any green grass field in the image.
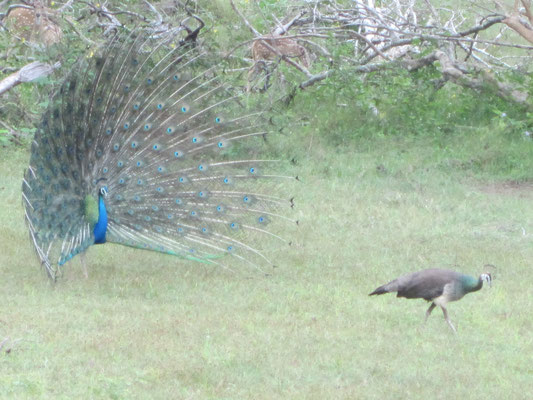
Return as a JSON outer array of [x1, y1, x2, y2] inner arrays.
[[1, 122, 533, 399]]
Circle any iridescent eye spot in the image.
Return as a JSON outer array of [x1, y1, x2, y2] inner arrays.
[[131, 141, 138, 149], [190, 211, 197, 217], [166, 127, 173, 134], [127, 210, 134, 215], [181, 106, 188, 113], [105, 128, 112, 135], [117, 160, 124, 167], [227, 246, 234, 252], [218, 141, 224, 148], [198, 191, 206, 198], [146, 77, 153, 85], [157, 166, 165, 173], [201, 227, 208, 234], [179, 177, 186, 183], [223, 177, 230, 184], [249, 167, 256, 174], [173, 75, 179, 81], [192, 137, 198, 143], [110, 106, 117, 114], [113, 143, 120, 151], [216, 205, 224, 212], [243, 196, 250, 203], [123, 123, 130, 130], [198, 164, 205, 171], [177, 227, 185, 234], [156, 187, 164, 193], [144, 124, 151, 131], [152, 205, 159, 211], [133, 195, 141, 202], [118, 178, 125, 184], [153, 144, 160, 151], [136, 160, 143, 167], [175, 198, 183, 205], [230, 222, 239, 230], [167, 214, 173, 220], [258, 216, 266, 223], [155, 226, 163, 233], [115, 194, 123, 201], [124, 85, 130, 93], [174, 150, 183, 158], [96, 149, 103, 157], [137, 179, 143, 185], [144, 216, 151, 222], [156, 103, 163, 110], [133, 103, 140, 110], [215, 117, 221, 123]]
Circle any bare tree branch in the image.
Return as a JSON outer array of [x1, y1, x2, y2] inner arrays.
[[0, 61, 60, 96], [229, 0, 260, 36]]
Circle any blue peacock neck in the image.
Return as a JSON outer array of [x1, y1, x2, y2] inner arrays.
[[93, 192, 108, 244]]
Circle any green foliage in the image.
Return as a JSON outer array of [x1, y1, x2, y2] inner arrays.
[[284, 64, 531, 150]]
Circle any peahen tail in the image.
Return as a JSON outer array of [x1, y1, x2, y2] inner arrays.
[[369, 279, 399, 296], [22, 30, 295, 280]]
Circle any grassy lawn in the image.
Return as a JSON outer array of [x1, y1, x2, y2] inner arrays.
[[1, 124, 533, 399]]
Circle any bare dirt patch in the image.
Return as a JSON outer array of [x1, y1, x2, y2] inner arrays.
[[476, 180, 533, 198]]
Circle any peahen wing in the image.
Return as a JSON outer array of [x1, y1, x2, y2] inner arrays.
[[22, 31, 294, 279]]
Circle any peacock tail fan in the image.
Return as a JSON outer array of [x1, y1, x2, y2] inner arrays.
[[22, 29, 297, 280]]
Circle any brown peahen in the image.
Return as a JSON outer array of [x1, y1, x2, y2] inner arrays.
[[369, 269, 492, 332], [21, 30, 295, 280]]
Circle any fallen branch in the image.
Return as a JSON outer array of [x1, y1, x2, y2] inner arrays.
[[0, 61, 60, 96]]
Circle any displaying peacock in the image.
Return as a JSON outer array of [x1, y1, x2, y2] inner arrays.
[[369, 268, 492, 332], [21, 30, 295, 280]]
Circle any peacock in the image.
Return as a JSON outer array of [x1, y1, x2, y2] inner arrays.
[[21, 30, 295, 280], [369, 269, 492, 332]]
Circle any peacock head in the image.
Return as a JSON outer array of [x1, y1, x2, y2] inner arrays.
[[480, 273, 492, 288], [95, 177, 108, 199], [99, 185, 109, 198]]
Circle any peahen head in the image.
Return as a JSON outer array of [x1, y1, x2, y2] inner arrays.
[[480, 272, 492, 288]]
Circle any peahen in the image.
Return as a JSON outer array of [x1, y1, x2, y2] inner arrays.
[[21, 31, 295, 280], [369, 269, 492, 332]]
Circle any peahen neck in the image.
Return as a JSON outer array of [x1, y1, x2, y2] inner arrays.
[[462, 274, 483, 293]]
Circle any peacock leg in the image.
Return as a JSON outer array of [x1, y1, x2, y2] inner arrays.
[[440, 306, 457, 333], [425, 303, 436, 323], [80, 253, 88, 279]]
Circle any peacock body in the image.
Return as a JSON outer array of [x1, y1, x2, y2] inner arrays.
[[22, 31, 293, 280]]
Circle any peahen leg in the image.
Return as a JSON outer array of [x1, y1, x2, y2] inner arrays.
[[424, 303, 436, 323], [440, 306, 457, 333]]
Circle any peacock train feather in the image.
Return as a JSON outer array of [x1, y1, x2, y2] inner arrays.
[[22, 30, 295, 280]]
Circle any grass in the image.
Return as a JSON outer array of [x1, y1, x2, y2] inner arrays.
[[1, 122, 533, 399]]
